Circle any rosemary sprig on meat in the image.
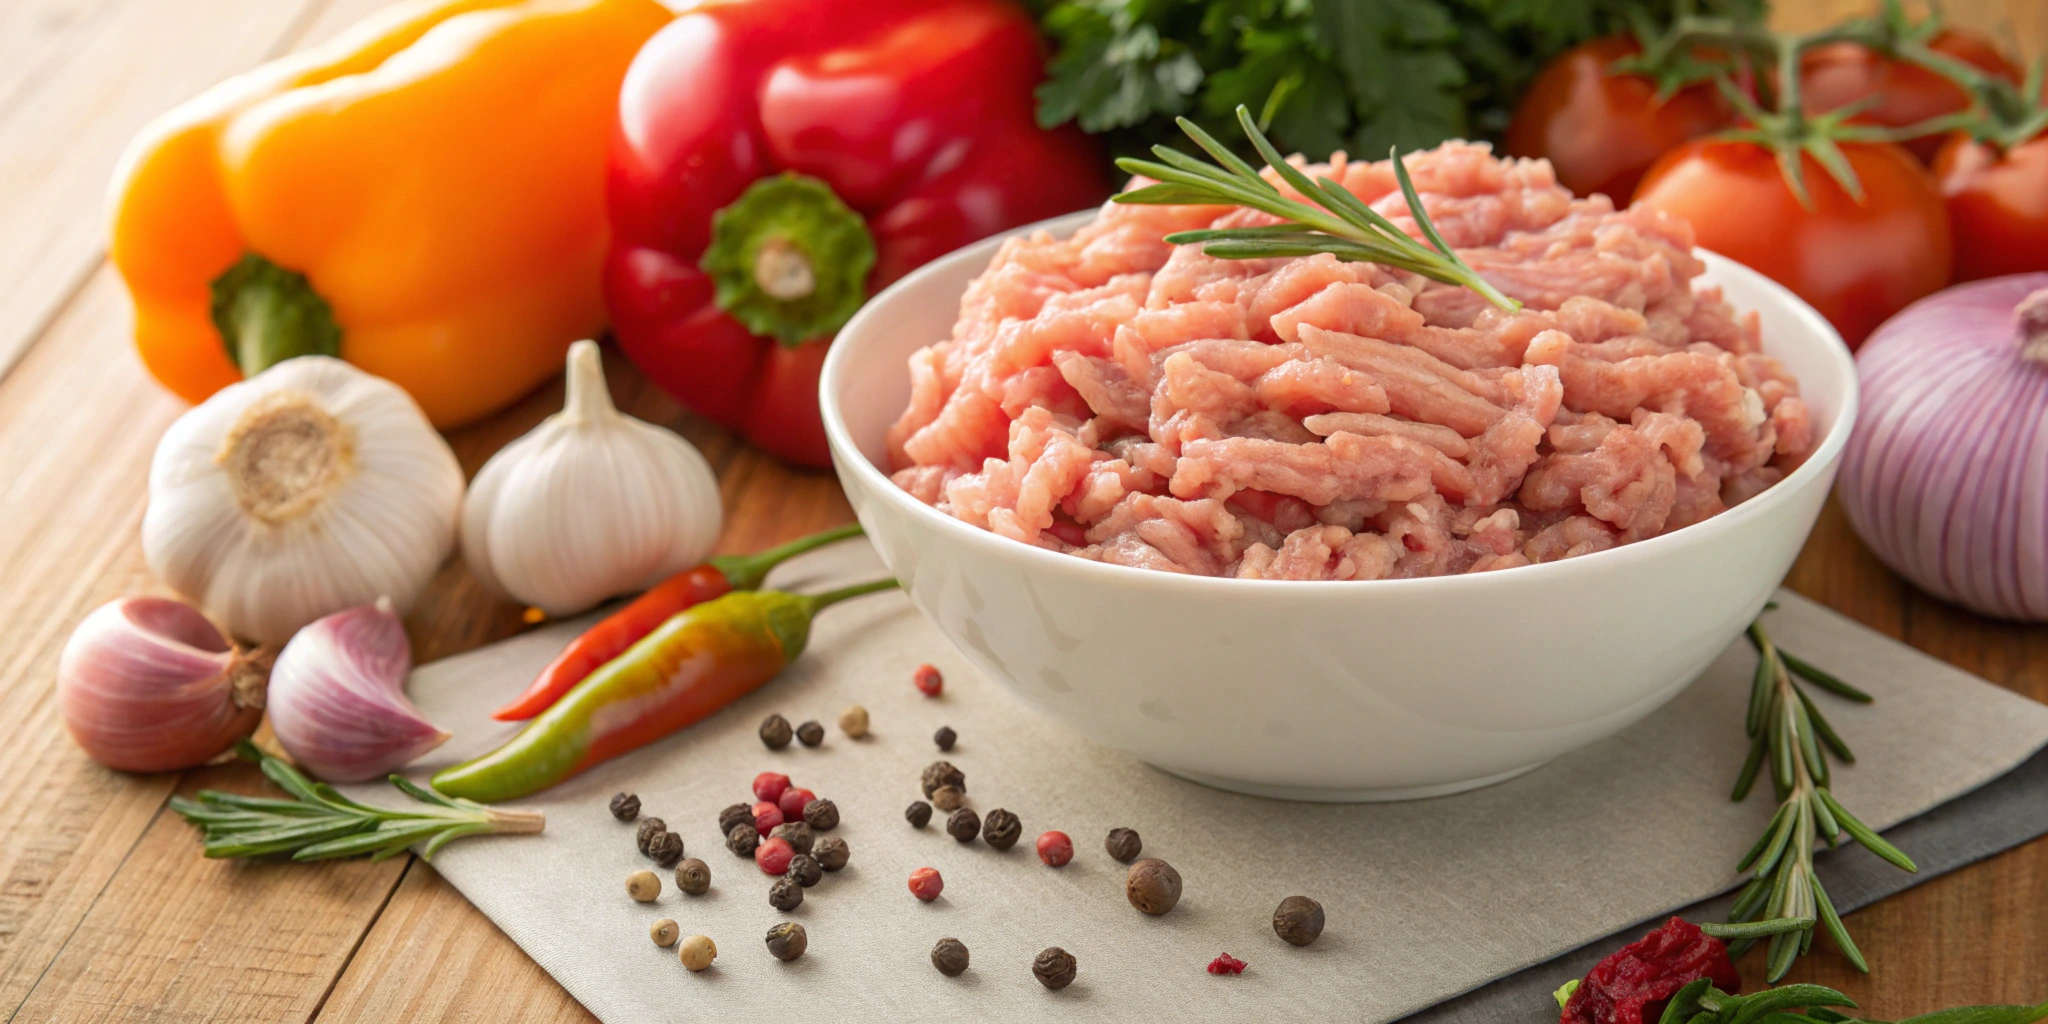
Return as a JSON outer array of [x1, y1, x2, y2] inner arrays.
[[1713, 614, 1915, 982], [170, 741, 543, 862], [1111, 104, 1520, 313]]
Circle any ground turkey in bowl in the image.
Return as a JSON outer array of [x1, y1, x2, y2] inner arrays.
[[884, 142, 1814, 580]]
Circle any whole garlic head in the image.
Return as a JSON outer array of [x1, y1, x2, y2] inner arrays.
[[461, 340, 722, 616], [144, 357, 464, 645]]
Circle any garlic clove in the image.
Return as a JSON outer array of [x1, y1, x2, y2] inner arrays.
[[266, 598, 449, 783], [56, 596, 267, 773]]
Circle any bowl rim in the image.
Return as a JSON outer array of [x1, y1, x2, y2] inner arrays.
[[821, 209, 1859, 596]]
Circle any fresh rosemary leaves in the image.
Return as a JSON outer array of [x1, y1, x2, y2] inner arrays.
[[1720, 614, 1915, 982], [170, 742, 543, 862], [1611, 976, 2043, 1024]]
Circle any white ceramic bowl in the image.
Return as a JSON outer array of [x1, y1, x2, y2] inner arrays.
[[822, 211, 1857, 801]]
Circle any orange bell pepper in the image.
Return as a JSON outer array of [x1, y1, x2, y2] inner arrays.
[[107, 0, 671, 427]]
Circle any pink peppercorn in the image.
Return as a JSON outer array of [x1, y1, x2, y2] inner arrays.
[[908, 866, 944, 901], [1035, 831, 1074, 867], [755, 837, 795, 875], [752, 772, 791, 803], [752, 801, 785, 836], [777, 786, 816, 821], [1206, 953, 1247, 975], [913, 663, 943, 697]]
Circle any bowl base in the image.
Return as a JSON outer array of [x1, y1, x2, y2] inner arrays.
[[1157, 760, 1550, 803]]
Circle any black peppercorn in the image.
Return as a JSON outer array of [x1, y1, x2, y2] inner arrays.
[[801, 797, 839, 830], [921, 760, 965, 798], [787, 853, 822, 887], [930, 937, 969, 977], [760, 713, 793, 749], [768, 876, 804, 911], [718, 802, 753, 836], [609, 792, 640, 821], [946, 807, 980, 843], [769, 821, 815, 855], [766, 921, 807, 962], [675, 858, 710, 896], [1032, 947, 1077, 990], [813, 836, 849, 871], [982, 808, 1021, 850], [796, 719, 825, 746], [635, 816, 667, 854], [1125, 858, 1181, 915], [1104, 827, 1142, 863], [906, 800, 933, 828], [647, 831, 685, 867], [1272, 895, 1325, 946], [726, 822, 760, 857], [933, 726, 957, 751]]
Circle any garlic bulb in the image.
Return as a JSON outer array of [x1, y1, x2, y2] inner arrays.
[[57, 596, 267, 772], [461, 340, 722, 616], [268, 598, 448, 783], [144, 357, 464, 645]]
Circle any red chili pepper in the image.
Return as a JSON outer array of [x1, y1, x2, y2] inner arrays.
[[1562, 918, 1741, 1024], [603, 0, 1107, 466], [491, 523, 863, 721]]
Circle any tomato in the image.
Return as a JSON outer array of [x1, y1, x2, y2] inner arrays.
[[1505, 36, 1729, 202], [1634, 139, 1952, 347], [1801, 29, 2019, 162], [1933, 132, 2048, 282]]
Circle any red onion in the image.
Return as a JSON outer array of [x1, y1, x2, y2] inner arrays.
[[267, 598, 449, 782], [56, 596, 267, 772], [1838, 274, 2048, 620]]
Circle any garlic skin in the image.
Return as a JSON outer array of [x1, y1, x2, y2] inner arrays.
[[268, 598, 449, 783], [57, 596, 267, 772], [144, 357, 464, 644], [461, 340, 722, 616]]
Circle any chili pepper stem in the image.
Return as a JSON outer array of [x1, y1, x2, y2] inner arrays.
[[709, 523, 865, 590], [803, 578, 900, 613]]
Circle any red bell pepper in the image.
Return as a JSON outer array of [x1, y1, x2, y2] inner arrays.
[[603, 0, 1108, 467]]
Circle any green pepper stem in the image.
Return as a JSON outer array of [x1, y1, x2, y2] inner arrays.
[[210, 253, 343, 376], [709, 522, 866, 590], [804, 577, 900, 612]]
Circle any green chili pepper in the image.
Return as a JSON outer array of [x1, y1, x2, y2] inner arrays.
[[432, 579, 898, 803]]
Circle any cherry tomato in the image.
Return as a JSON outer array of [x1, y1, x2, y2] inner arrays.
[[1634, 139, 1952, 347], [1933, 132, 2048, 281], [1801, 29, 2019, 163], [1504, 36, 1729, 202]]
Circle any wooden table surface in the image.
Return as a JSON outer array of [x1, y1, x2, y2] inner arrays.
[[1, 1, 2043, 1020]]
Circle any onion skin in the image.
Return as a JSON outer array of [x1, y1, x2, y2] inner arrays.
[[1838, 273, 2048, 621], [56, 597, 265, 773], [267, 599, 449, 783]]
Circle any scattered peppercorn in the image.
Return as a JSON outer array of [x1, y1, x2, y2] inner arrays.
[[838, 704, 869, 738], [1036, 831, 1074, 867], [753, 771, 792, 803], [760, 713, 793, 749], [802, 797, 839, 830], [768, 875, 804, 911], [1032, 947, 1077, 990], [930, 937, 969, 976], [921, 761, 964, 798], [933, 725, 956, 751], [769, 821, 815, 855], [1126, 858, 1182, 915], [931, 785, 965, 812], [752, 801, 786, 836], [726, 823, 760, 857], [635, 817, 667, 854], [908, 866, 944, 901], [947, 807, 981, 843], [718, 802, 753, 836], [609, 792, 640, 821], [647, 831, 685, 867], [755, 836, 795, 875], [1272, 896, 1325, 947], [787, 853, 822, 887], [1105, 827, 1142, 863], [1206, 952, 1247, 975], [765, 922, 807, 962], [906, 801, 933, 828], [914, 663, 944, 697], [650, 919, 678, 947], [675, 858, 710, 896], [982, 809, 1021, 850], [796, 720, 825, 746], [626, 869, 661, 902], [776, 786, 816, 821], [679, 934, 717, 971], [813, 836, 850, 871]]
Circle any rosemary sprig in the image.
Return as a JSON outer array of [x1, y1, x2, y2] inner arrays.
[[1716, 613, 1915, 982], [1110, 104, 1521, 313], [170, 741, 543, 862], [1559, 974, 2047, 1024]]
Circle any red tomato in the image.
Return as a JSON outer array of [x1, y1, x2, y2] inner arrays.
[[1505, 36, 1729, 202], [1634, 139, 1952, 347], [1933, 132, 2048, 281], [1801, 30, 2019, 162]]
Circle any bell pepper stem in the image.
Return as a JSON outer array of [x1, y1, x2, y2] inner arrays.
[[210, 253, 343, 376], [699, 172, 877, 345], [709, 523, 866, 590], [804, 577, 900, 613]]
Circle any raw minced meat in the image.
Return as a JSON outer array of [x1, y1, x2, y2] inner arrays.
[[884, 142, 1814, 580]]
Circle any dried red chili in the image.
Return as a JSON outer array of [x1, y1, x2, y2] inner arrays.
[[1561, 918, 1740, 1024], [1206, 952, 1247, 975]]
